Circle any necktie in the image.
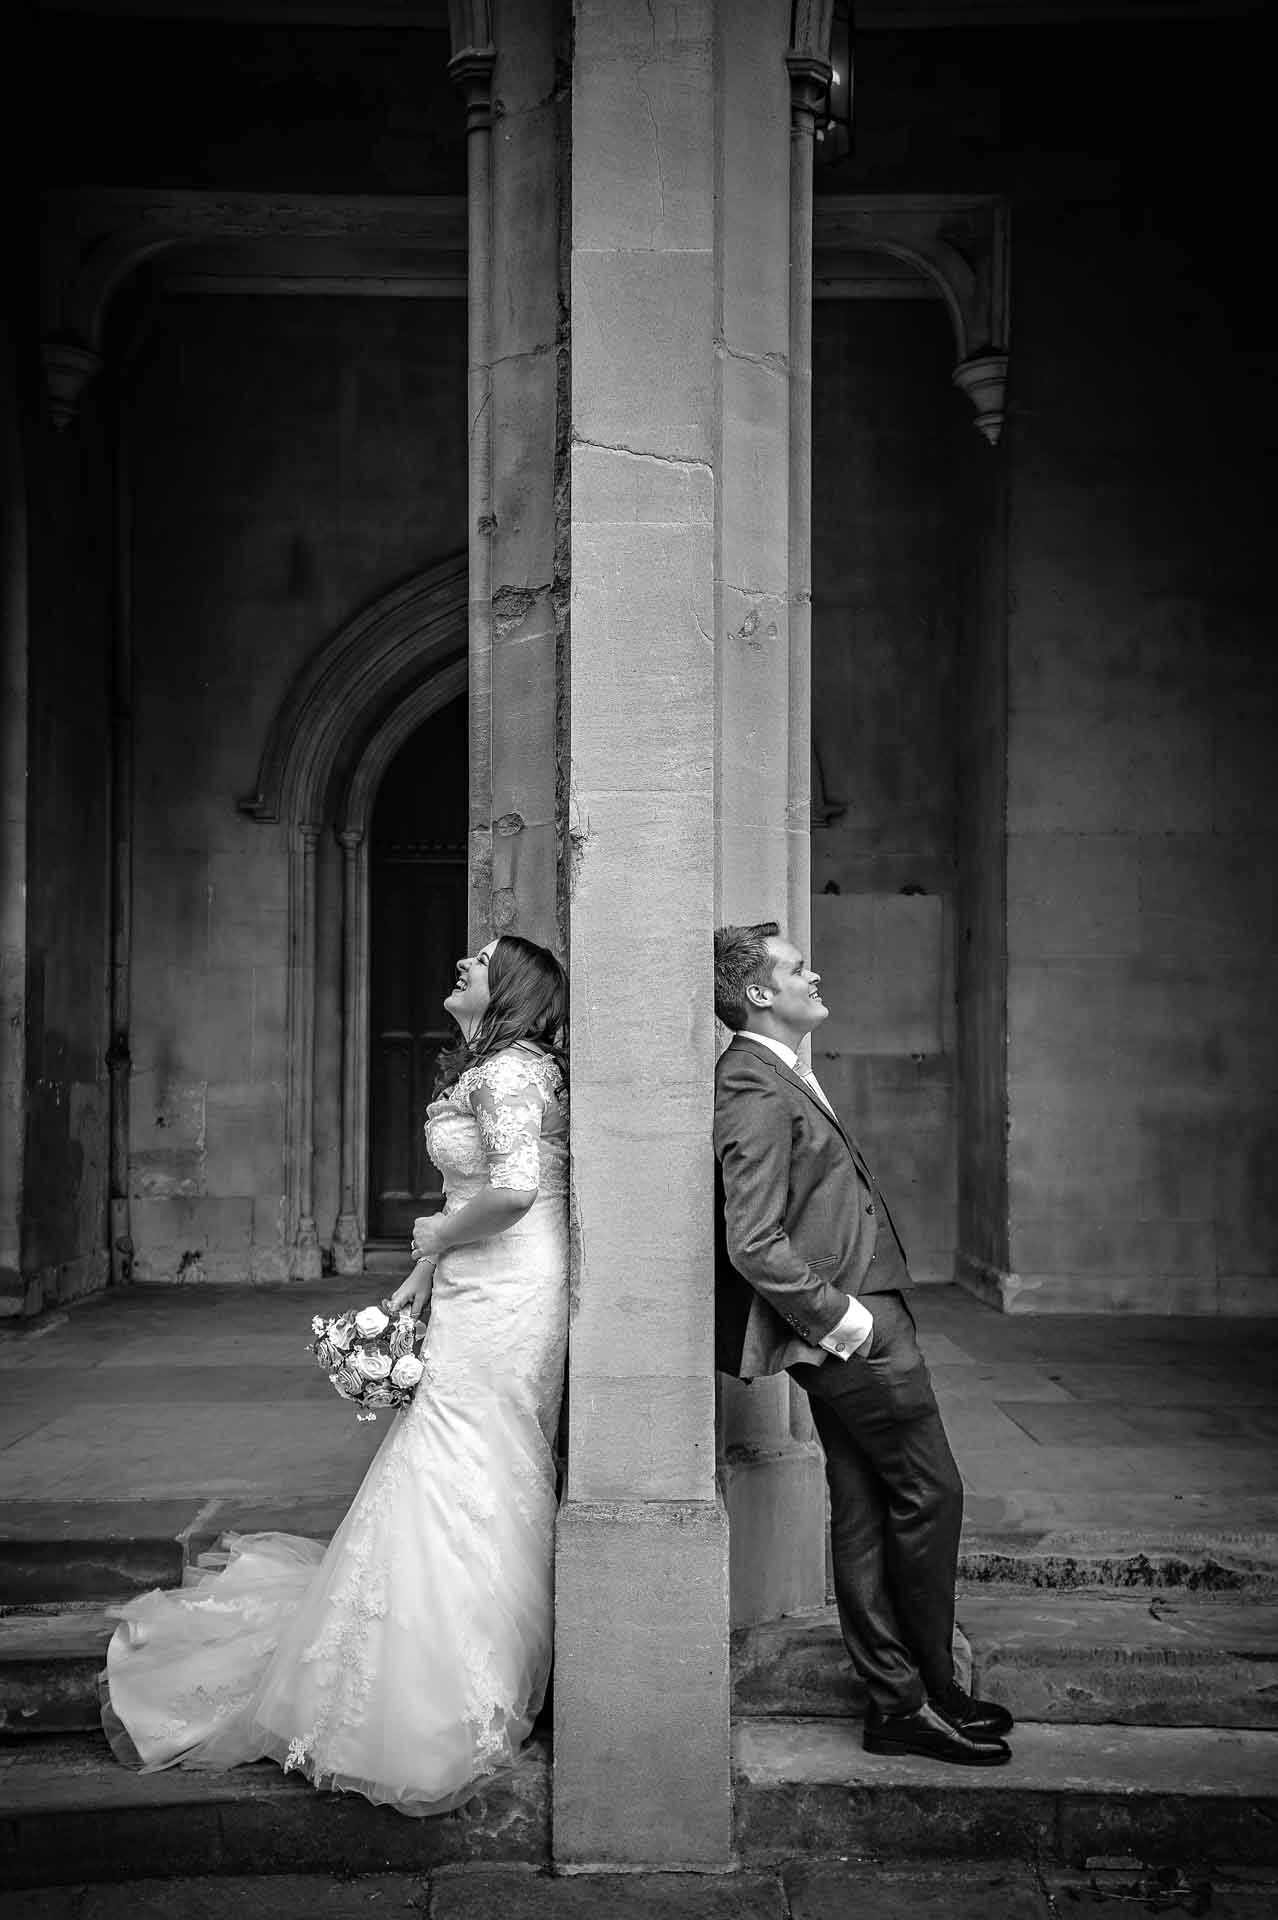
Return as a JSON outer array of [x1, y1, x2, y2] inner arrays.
[[797, 1066, 836, 1115]]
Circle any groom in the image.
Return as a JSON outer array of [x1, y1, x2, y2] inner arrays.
[[712, 921, 1013, 1766]]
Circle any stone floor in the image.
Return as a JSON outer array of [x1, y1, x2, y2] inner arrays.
[[3, 1862, 1277, 1919], [4, 1282, 1278, 1896], [2, 1280, 1277, 1568]]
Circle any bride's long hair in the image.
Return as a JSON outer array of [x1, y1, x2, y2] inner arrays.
[[434, 933, 569, 1095]]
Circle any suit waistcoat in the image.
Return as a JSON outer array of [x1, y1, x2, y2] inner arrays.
[[860, 1175, 910, 1295]]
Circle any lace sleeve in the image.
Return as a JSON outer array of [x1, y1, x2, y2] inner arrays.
[[465, 1052, 551, 1192]]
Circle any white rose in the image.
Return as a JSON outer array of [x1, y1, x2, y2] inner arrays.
[[389, 1354, 424, 1390], [311, 1316, 326, 1335], [328, 1320, 355, 1352], [354, 1305, 389, 1339], [355, 1347, 392, 1380]]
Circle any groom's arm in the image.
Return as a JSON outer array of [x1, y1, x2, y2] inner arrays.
[[714, 1067, 859, 1349]]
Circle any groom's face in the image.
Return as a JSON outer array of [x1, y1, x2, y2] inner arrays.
[[757, 937, 829, 1037]]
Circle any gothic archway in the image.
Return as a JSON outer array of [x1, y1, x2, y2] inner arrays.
[[332, 666, 468, 1273], [240, 557, 467, 1277]]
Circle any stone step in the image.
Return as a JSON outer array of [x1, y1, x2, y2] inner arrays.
[[732, 1593, 1278, 1728], [0, 1602, 116, 1736], [0, 1732, 550, 1890], [0, 1505, 194, 1606], [963, 1590, 1278, 1728], [732, 1717, 1278, 1869], [958, 1529, 1278, 1595], [0, 1527, 334, 1739], [0, 1500, 351, 1606]]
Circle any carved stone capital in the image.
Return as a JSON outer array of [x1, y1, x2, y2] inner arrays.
[[785, 52, 834, 121], [952, 351, 1009, 447], [41, 341, 103, 432]]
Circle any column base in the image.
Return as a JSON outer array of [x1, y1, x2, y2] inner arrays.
[[331, 1214, 364, 1276], [553, 1496, 732, 1869], [955, 1250, 1020, 1312], [292, 1221, 323, 1281], [720, 1438, 828, 1629]]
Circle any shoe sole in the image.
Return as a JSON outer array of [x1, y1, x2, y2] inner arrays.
[[863, 1737, 1011, 1767]]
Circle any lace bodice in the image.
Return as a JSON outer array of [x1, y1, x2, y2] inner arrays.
[[424, 1048, 567, 1205]]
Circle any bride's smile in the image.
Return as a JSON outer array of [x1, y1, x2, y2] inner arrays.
[[444, 938, 498, 1035]]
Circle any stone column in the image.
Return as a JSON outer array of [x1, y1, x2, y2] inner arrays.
[[286, 823, 323, 1279], [556, 0, 824, 1866], [714, 1, 829, 1628], [449, 12, 498, 949], [107, 386, 134, 1289], [555, 0, 730, 1868], [333, 828, 367, 1275], [452, 0, 566, 953], [487, 0, 567, 951], [0, 317, 29, 1316]]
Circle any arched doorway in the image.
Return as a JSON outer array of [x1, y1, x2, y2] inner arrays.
[[365, 696, 468, 1257]]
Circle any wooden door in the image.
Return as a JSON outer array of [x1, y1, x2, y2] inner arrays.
[[367, 696, 468, 1242]]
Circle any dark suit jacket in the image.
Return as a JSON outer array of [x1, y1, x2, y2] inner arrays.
[[713, 1034, 908, 1378]]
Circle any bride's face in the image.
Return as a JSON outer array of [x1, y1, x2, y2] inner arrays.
[[444, 938, 498, 1036]]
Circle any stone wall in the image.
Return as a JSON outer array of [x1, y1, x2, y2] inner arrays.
[[125, 294, 467, 1282], [834, 17, 1277, 1311], [21, 378, 114, 1311], [1004, 192, 1278, 1312]]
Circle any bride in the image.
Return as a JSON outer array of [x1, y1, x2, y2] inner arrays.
[[100, 933, 570, 1817]]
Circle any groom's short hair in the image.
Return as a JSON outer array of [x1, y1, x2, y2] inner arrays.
[[714, 921, 781, 1031]]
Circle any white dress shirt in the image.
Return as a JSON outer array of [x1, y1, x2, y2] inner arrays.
[[737, 1031, 875, 1361]]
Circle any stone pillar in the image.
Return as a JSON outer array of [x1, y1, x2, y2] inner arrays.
[[0, 317, 29, 1316], [333, 828, 367, 1276], [449, 12, 498, 949], [714, 1, 829, 1627], [487, 0, 567, 951], [452, 0, 566, 953], [554, 0, 730, 1868], [107, 387, 134, 1289]]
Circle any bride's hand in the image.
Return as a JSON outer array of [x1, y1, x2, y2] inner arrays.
[[387, 1256, 435, 1321], [410, 1215, 446, 1261]]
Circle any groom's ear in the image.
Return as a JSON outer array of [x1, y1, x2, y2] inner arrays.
[[746, 982, 772, 1008]]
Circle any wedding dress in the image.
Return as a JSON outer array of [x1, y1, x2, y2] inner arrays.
[[100, 1046, 569, 1817]]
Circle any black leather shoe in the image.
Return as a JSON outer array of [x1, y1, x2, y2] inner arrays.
[[938, 1685, 1015, 1741], [863, 1701, 1011, 1767]]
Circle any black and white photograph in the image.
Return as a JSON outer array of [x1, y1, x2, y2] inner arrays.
[[2, 2, 1275, 1915]]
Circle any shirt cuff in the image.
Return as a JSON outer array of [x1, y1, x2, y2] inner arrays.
[[818, 1296, 875, 1361]]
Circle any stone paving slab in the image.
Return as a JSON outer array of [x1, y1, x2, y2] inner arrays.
[[732, 1719, 1278, 1867], [783, 1861, 1048, 1918], [0, 1877, 434, 1920], [2, 1284, 1276, 1583], [431, 1866, 788, 1919], [4, 1866, 1275, 1920]]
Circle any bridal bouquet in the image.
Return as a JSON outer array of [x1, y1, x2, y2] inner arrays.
[[308, 1302, 425, 1422]]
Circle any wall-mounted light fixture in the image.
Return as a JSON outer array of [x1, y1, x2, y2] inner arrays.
[[815, 0, 854, 168]]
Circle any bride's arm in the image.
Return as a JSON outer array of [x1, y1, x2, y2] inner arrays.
[[411, 1185, 535, 1260], [387, 1254, 437, 1318], [410, 1059, 546, 1260]]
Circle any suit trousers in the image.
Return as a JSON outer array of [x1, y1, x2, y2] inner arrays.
[[790, 1291, 964, 1717]]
